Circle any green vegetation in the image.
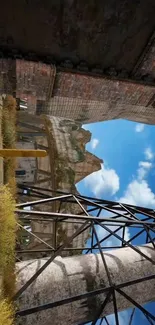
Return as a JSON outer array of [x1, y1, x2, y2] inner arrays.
[[0, 95, 17, 324], [70, 136, 85, 162], [2, 95, 17, 197], [65, 167, 75, 184], [55, 158, 75, 186], [0, 185, 16, 325], [0, 186, 16, 298], [0, 299, 14, 325], [71, 124, 79, 131]]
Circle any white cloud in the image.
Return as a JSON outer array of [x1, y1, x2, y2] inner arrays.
[[120, 179, 155, 207], [137, 161, 152, 180], [84, 164, 119, 198], [139, 161, 152, 168], [91, 138, 99, 150], [119, 156, 155, 207], [144, 147, 154, 160], [135, 123, 145, 132]]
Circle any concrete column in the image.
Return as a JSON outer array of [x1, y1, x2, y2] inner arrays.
[[16, 243, 155, 325]]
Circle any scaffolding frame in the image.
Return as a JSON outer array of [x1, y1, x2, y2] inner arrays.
[[15, 184, 155, 325]]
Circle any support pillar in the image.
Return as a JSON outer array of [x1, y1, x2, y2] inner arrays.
[[16, 243, 155, 324]]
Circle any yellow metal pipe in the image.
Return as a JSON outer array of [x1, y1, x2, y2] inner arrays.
[[0, 149, 47, 158]]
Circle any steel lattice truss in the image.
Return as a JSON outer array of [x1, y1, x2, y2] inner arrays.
[[15, 184, 155, 325]]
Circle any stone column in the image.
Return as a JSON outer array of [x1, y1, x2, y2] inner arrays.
[[16, 243, 155, 325]]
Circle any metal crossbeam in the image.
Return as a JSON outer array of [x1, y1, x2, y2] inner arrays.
[[15, 187, 155, 324]]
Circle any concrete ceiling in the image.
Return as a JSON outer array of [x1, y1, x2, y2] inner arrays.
[[1, 0, 155, 76]]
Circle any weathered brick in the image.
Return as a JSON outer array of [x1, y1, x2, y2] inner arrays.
[[53, 72, 155, 106], [50, 71, 155, 124], [1, 59, 155, 125]]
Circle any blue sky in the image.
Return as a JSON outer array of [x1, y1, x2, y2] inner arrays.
[[77, 119, 155, 325]]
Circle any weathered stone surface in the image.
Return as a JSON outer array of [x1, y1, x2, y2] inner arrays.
[[1, 58, 155, 125], [53, 72, 155, 105], [0, 1, 155, 73], [17, 114, 102, 258], [16, 243, 155, 324], [49, 72, 155, 124], [134, 35, 155, 80]]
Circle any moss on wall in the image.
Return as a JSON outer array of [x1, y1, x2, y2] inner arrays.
[[70, 136, 85, 162]]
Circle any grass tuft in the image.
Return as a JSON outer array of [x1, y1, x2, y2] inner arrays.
[[0, 96, 17, 324], [0, 185, 16, 299], [2, 95, 17, 197], [0, 299, 14, 325]]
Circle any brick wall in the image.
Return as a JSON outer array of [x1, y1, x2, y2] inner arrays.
[[1, 58, 155, 124], [53, 72, 155, 106], [49, 71, 155, 124], [16, 60, 55, 114]]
